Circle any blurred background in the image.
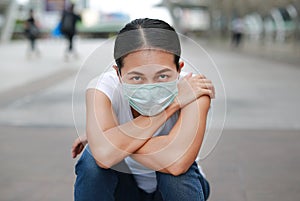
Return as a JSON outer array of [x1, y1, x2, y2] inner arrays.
[[0, 0, 300, 201], [1, 0, 300, 47]]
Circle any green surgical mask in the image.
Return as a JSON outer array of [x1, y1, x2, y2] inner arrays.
[[122, 79, 178, 116]]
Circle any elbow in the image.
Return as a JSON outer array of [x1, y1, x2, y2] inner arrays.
[[167, 165, 189, 176], [86, 130, 117, 169], [90, 149, 116, 169], [95, 160, 111, 169], [93, 154, 116, 169]]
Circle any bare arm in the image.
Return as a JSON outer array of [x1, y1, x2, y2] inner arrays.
[[86, 89, 180, 168], [77, 73, 214, 169], [131, 95, 211, 176]]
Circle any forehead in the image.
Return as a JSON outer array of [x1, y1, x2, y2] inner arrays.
[[122, 50, 176, 72]]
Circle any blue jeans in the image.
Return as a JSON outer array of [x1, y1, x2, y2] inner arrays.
[[74, 146, 210, 201]]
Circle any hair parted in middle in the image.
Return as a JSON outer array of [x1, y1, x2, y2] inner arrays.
[[114, 18, 181, 73]]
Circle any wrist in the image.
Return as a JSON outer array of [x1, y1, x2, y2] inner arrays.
[[173, 97, 185, 109], [80, 135, 88, 144], [165, 101, 180, 117]]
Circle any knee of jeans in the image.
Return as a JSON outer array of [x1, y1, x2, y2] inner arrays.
[[199, 175, 210, 200], [157, 172, 206, 201], [74, 149, 119, 201], [156, 172, 185, 191], [157, 162, 206, 200]]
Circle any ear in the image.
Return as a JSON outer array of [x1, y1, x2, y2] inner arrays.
[[113, 65, 122, 82], [113, 65, 119, 75], [178, 61, 184, 73]]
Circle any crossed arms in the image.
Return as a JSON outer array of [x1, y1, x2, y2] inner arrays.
[[73, 74, 213, 176]]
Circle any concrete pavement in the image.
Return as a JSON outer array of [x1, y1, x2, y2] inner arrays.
[[0, 37, 300, 201], [0, 126, 75, 201], [1, 126, 299, 201], [0, 37, 101, 94]]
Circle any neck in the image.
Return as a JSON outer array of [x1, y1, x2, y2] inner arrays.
[[131, 107, 141, 118]]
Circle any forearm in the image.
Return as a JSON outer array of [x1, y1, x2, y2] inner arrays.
[[87, 100, 180, 168], [131, 96, 210, 175]]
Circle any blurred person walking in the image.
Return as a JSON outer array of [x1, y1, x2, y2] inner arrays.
[[60, 3, 81, 61], [24, 9, 41, 58], [230, 17, 245, 47]]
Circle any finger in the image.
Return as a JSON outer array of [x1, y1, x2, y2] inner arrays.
[[192, 77, 211, 85], [208, 82, 216, 98], [72, 137, 80, 147], [195, 82, 214, 89], [209, 89, 215, 99], [72, 145, 82, 159], [72, 138, 82, 158], [78, 144, 84, 153], [73, 143, 81, 154], [203, 79, 212, 84], [77, 144, 85, 157], [73, 136, 86, 149], [211, 85, 216, 97], [195, 80, 212, 85], [200, 89, 214, 98], [194, 74, 206, 79], [198, 83, 214, 90], [208, 88, 215, 99], [72, 149, 76, 158]]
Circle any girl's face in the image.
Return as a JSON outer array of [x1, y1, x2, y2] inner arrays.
[[115, 50, 184, 84]]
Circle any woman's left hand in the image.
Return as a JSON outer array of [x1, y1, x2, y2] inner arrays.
[[175, 73, 215, 108], [72, 134, 88, 158]]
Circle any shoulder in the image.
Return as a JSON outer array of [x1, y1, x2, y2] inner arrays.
[[87, 71, 119, 89], [86, 71, 120, 101]]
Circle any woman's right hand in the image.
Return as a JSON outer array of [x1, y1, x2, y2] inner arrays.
[[176, 73, 215, 108], [72, 134, 88, 158]]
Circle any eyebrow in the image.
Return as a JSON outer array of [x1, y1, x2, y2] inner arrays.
[[127, 71, 145, 76], [127, 68, 173, 76], [155, 68, 173, 74]]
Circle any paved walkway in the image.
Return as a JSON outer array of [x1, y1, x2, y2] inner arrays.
[[0, 37, 102, 93], [1, 126, 299, 201]]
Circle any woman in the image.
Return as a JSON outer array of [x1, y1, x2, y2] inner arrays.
[[72, 18, 215, 201]]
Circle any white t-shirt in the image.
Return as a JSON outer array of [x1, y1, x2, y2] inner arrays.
[[86, 70, 186, 193]]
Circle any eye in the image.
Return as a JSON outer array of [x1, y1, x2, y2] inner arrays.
[[131, 76, 141, 81], [158, 74, 169, 80]]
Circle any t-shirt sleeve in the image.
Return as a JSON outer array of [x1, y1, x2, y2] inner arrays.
[[86, 72, 119, 102], [179, 71, 189, 79], [179, 71, 199, 79]]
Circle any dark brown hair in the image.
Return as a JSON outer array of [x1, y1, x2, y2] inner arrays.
[[114, 18, 181, 74]]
